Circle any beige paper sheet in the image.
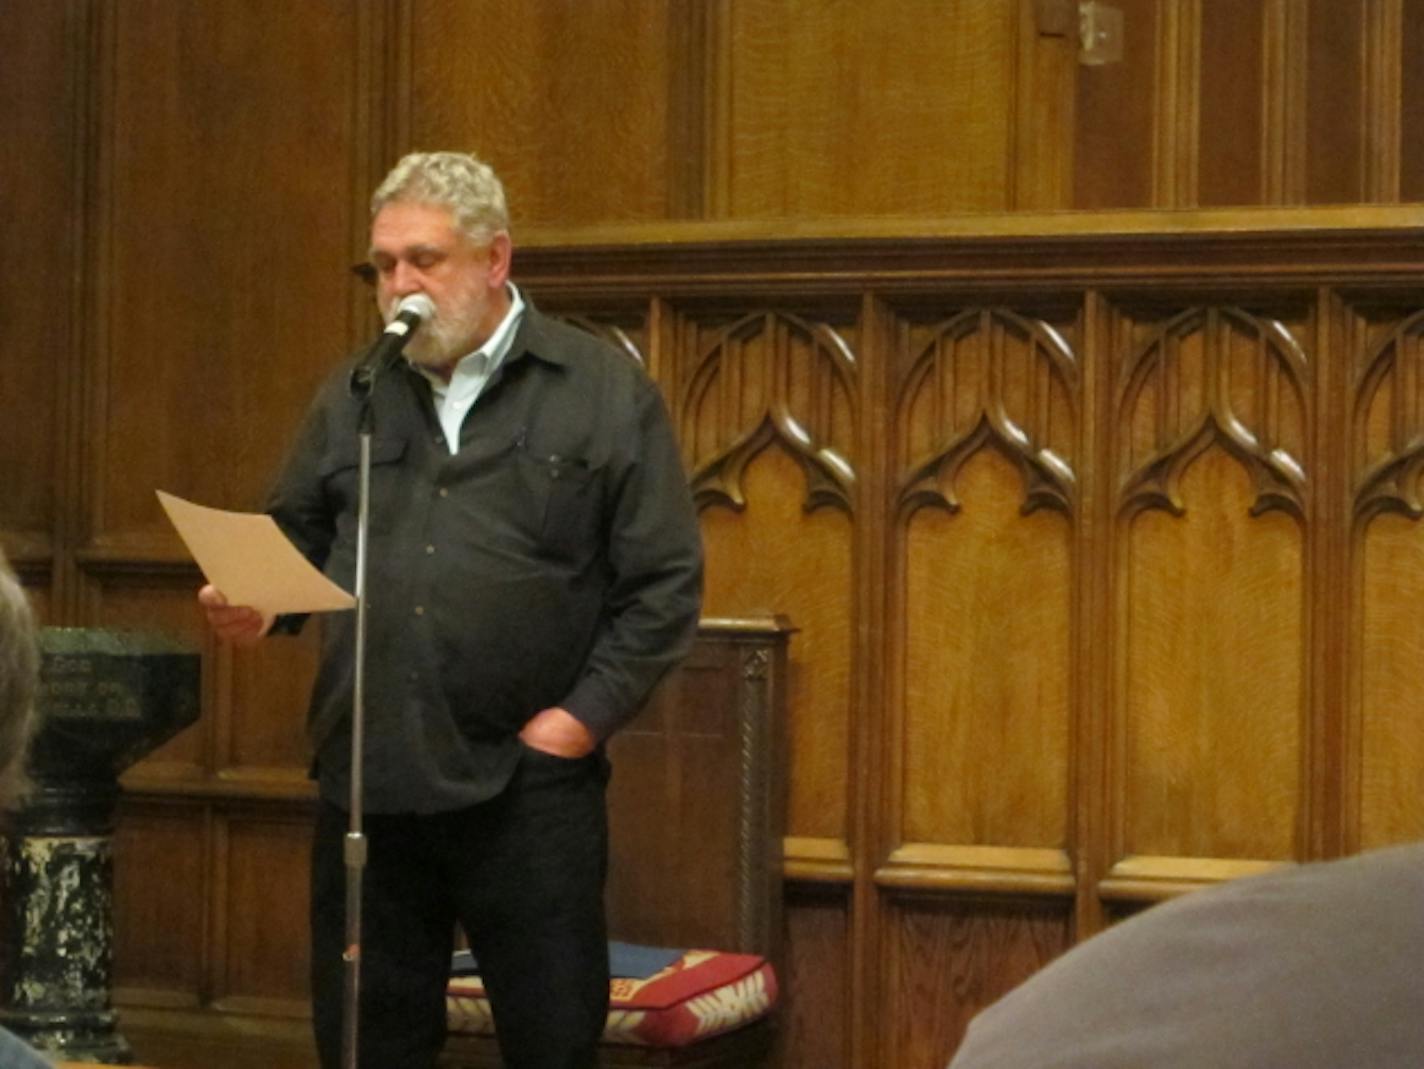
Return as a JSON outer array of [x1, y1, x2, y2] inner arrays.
[[157, 490, 355, 615]]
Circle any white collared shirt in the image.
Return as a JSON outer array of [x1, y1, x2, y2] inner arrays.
[[416, 283, 526, 454]]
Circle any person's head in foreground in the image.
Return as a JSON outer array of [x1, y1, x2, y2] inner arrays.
[[948, 841, 1424, 1069], [0, 549, 38, 811], [0, 554, 59, 1066]]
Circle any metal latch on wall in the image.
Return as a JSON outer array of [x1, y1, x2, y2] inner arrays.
[[1035, 0, 1124, 67]]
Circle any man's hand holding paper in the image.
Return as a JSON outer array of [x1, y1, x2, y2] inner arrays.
[[196, 584, 274, 648], [157, 491, 356, 636]]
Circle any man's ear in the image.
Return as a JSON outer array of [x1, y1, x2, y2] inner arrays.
[[488, 232, 513, 288]]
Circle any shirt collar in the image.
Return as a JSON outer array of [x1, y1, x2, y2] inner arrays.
[[500, 296, 573, 369]]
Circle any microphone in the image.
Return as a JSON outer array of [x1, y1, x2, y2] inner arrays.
[[349, 293, 436, 396]]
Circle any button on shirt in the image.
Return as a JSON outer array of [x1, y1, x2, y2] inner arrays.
[[416, 284, 526, 453]]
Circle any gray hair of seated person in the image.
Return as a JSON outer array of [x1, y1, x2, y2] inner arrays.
[[370, 151, 510, 246], [0, 550, 38, 810]]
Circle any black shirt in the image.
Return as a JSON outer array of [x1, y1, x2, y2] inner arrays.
[[267, 304, 703, 813]]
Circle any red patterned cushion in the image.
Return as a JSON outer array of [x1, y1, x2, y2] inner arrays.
[[447, 949, 777, 1047]]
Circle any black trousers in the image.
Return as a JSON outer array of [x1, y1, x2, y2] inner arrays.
[[310, 748, 610, 1069]]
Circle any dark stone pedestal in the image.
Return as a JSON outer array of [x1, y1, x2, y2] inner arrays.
[[0, 629, 199, 1065]]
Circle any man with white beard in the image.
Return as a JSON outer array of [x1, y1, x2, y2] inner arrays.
[[199, 152, 702, 1069]]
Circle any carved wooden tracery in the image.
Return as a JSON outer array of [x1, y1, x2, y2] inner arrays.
[[1117, 307, 1309, 521], [683, 311, 858, 514], [1354, 309, 1424, 524], [561, 314, 647, 367], [896, 307, 1078, 517]]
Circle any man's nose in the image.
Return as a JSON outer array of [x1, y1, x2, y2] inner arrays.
[[389, 260, 423, 295]]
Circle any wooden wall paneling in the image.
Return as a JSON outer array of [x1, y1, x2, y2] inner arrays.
[[664, 295, 861, 1068], [350, 0, 399, 348], [1400, 0, 1424, 201], [604, 650, 733, 947], [1359, 0, 1403, 203], [1346, 297, 1424, 849], [223, 632, 322, 787], [113, 799, 210, 1005], [73, 0, 116, 626], [1152, 0, 1201, 207], [1104, 300, 1315, 898], [85, 0, 374, 1051], [0, 0, 71, 539], [1260, 0, 1308, 205], [879, 895, 1069, 1069], [97, 571, 211, 781], [678, 300, 861, 852], [604, 627, 789, 954], [0, 0, 84, 601], [1355, 504, 1424, 846], [212, 806, 313, 1014], [122, 1011, 317, 1069], [696, 419, 855, 840], [507, 218, 1424, 1069], [516, 292, 861, 1067], [1073, 0, 1161, 208], [1304, 0, 1365, 204], [1073, 290, 1113, 939], [85, 0, 371, 802], [884, 301, 1080, 870], [399, 0, 684, 225], [17, 585, 54, 629], [665, 0, 722, 220], [778, 887, 852, 1069], [846, 291, 894, 1069], [719, 0, 1021, 217], [1196, 2, 1264, 207], [875, 297, 1080, 1067], [1010, 0, 1077, 211], [93, 0, 363, 555], [1307, 286, 1348, 861]]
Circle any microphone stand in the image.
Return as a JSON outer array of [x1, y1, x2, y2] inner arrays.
[[338, 293, 429, 1069], [341, 371, 379, 1069]]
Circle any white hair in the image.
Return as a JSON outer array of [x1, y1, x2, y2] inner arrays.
[[0, 551, 38, 810], [371, 151, 510, 244]]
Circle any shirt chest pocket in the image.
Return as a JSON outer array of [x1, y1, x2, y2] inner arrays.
[[317, 437, 409, 515], [517, 450, 605, 563]]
